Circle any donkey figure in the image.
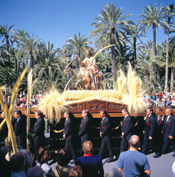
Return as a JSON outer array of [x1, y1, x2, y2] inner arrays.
[[63, 61, 103, 90]]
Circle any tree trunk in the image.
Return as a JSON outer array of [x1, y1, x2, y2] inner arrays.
[[110, 29, 116, 82], [165, 16, 171, 90], [133, 36, 136, 60], [151, 23, 156, 89], [17, 63, 20, 71], [156, 66, 163, 90], [171, 67, 174, 89], [6, 36, 10, 62], [144, 68, 150, 92], [30, 50, 33, 68], [15, 58, 17, 72]]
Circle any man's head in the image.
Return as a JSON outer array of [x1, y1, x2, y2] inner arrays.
[[7, 96, 10, 100], [26, 166, 44, 177], [146, 107, 153, 115], [156, 107, 162, 113], [0, 142, 8, 157], [165, 108, 172, 116], [56, 148, 70, 166], [14, 110, 22, 119], [122, 108, 128, 117], [1, 112, 5, 119], [64, 110, 71, 119], [82, 109, 88, 118], [129, 135, 140, 149], [100, 109, 107, 118], [35, 110, 44, 119], [83, 141, 93, 154], [10, 152, 25, 172]]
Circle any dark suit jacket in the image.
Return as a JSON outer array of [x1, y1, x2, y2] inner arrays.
[[63, 118, 74, 141], [155, 115, 164, 137], [15, 115, 26, 146], [162, 115, 175, 138], [33, 117, 45, 144], [143, 114, 156, 137], [100, 116, 111, 141], [78, 116, 91, 141], [0, 120, 8, 142], [76, 155, 104, 177], [122, 115, 133, 140]]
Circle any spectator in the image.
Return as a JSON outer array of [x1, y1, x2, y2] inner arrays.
[[156, 97, 164, 108], [38, 91, 43, 100], [36, 146, 55, 177], [117, 135, 151, 177], [76, 141, 104, 177], [6, 96, 11, 108], [0, 142, 11, 177], [19, 91, 23, 98], [152, 92, 157, 101], [5, 137, 32, 173], [10, 152, 26, 177], [68, 165, 82, 177], [166, 96, 172, 107], [3, 95, 6, 103], [26, 166, 44, 177], [30, 101, 36, 107], [23, 91, 26, 97], [55, 148, 71, 177], [0, 112, 8, 142], [107, 168, 123, 177]]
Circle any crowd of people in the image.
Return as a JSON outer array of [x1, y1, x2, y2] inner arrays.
[[1, 88, 175, 176], [144, 88, 175, 108]]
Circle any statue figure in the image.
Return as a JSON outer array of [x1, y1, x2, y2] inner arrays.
[[78, 47, 103, 90]]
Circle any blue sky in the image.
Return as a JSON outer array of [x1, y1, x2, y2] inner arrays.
[[1, 0, 175, 49]]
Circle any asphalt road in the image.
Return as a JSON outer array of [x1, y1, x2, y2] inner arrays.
[[49, 151, 175, 177], [45, 132, 175, 176]]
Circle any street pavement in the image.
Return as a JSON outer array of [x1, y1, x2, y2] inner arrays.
[[45, 132, 175, 176], [49, 151, 175, 177]]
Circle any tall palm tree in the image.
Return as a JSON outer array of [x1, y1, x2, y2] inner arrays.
[[35, 41, 62, 77], [164, 4, 175, 90], [138, 3, 167, 90], [4, 47, 25, 72], [63, 33, 90, 67], [90, 3, 134, 82], [0, 24, 16, 61], [21, 34, 41, 68]]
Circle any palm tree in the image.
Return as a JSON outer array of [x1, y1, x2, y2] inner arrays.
[[21, 33, 41, 68], [34, 41, 62, 78], [138, 3, 167, 90], [163, 4, 175, 90], [13, 30, 29, 44], [0, 24, 16, 61], [90, 3, 134, 82], [63, 33, 90, 67]]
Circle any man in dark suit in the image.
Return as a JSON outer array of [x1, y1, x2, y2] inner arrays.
[[99, 109, 113, 163], [63, 110, 76, 164], [153, 107, 164, 158], [14, 110, 26, 149], [120, 108, 133, 152], [162, 108, 175, 156], [142, 107, 156, 154], [31, 110, 45, 153], [0, 112, 8, 142], [78, 109, 91, 153]]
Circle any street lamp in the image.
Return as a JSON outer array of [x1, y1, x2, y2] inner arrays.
[[66, 53, 71, 90]]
